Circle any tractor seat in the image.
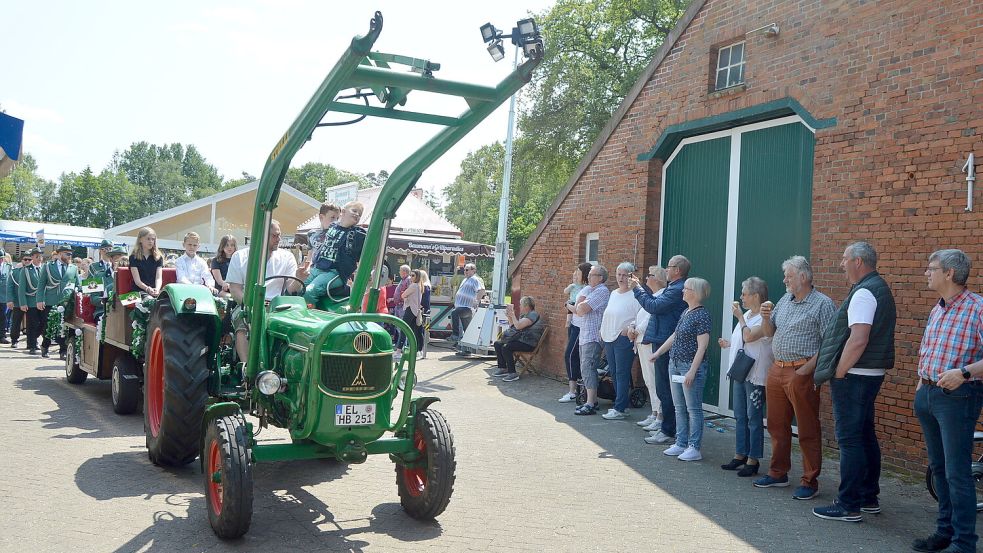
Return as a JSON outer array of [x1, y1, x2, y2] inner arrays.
[[74, 293, 97, 325], [313, 275, 351, 312]]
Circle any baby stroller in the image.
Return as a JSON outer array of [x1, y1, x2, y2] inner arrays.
[[575, 354, 649, 408]]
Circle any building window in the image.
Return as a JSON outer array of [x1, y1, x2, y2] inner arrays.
[[585, 232, 599, 265], [714, 41, 745, 91]]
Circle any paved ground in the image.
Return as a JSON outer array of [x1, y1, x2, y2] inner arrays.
[[0, 340, 958, 552]]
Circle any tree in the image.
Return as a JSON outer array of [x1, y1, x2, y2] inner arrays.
[[0, 154, 56, 221], [116, 141, 224, 215], [284, 162, 367, 201], [442, 143, 504, 247]]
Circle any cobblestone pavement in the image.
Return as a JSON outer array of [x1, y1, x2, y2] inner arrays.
[[0, 342, 957, 552]]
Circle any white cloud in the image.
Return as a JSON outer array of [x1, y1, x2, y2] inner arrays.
[[1, 100, 64, 125]]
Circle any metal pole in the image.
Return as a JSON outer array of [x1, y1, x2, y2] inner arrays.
[[491, 46, 519, 306]]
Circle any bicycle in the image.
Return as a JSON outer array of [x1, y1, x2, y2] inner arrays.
[[925, 430, 983, 512]]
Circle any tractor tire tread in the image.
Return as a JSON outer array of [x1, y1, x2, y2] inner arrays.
[[206, 414, 253, 539], [396, 409, 456, 520]]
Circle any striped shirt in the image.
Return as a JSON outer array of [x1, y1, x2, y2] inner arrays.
[[918, 288, 983, 382], [577, 284, 610, 345], [454, 275, 485, 309], [770, 288, 836, 362]]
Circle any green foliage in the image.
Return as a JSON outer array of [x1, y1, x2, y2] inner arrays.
[[443, 0, 689, 250], [116, 142, 223, 213], [284, 162, 371, 201], [0, 154, 56, 222]]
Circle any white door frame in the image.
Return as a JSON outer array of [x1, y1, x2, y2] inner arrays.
[[659, 115, 814, 415]]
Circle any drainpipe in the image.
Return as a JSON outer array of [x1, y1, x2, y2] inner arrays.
[[964, 153, 976, 212]]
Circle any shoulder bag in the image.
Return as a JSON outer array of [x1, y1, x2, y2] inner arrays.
[[727, 349, 756, 383]]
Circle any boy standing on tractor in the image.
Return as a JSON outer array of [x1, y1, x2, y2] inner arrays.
[[175, 231, 218, 295], [304, 201, 366, 305], [305, 202, 340, 268]]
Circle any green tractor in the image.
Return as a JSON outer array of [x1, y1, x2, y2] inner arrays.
[[140, 11, 543, 538]]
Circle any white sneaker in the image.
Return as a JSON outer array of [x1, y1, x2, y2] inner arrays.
[[601, 409, 628, 420], [663, 444, 686, 456], [645, 430, 672, 444], [678, 446, 702, 461], [636, 414, 656, 426], [558, 392, 577, 403], [642, 420, 663, 432]]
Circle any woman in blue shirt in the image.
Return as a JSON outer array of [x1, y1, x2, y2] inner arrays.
[[651, 277, 712, 462]]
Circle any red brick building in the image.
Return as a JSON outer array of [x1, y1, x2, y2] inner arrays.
[[510, 0, 982, 471]]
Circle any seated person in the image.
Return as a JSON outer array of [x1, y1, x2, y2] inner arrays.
[[492, 296, 544, 382], [175, 231, 218, 295], [129, 227, 163, 297], [304, 201, 365, 305], [226, 220, 307, 363]]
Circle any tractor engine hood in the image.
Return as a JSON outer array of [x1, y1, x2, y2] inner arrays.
[[265, 300, 392, 356]]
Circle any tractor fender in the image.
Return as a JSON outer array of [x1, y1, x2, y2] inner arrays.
[[411, 396, 440, 414], [161, 283, 222, 316], [199, 402, 243, 472]]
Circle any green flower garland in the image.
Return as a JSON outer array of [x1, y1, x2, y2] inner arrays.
[[44, 305, 67, 341], [130, 296, 156, 358]]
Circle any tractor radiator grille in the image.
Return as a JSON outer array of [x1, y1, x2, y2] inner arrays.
[[320, 354, 392, 397]]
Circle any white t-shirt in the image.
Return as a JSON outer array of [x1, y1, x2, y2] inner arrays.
[[846, 288, 882, 376], [175, 254, 215, 289], [727, 311, 774, 386], [600, 288, 641, 342], [226, 247, 299, 301]]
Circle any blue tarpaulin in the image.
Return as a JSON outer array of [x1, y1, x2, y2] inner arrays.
[[0, 112, 24, 178]]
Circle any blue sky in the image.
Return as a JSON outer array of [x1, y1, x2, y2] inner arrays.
[[2, 0, 554, 201]]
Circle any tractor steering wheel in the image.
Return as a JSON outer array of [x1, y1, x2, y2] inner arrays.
[[264, 275, 306, 298]]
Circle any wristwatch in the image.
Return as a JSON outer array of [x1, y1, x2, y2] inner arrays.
[[961, 367, 972, 380]]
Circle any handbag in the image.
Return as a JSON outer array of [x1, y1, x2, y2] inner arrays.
[[727, 349, 756, 382], [416, 308, 424, 328]]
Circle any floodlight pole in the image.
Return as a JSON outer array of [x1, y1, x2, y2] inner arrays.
[[491, 46, 520, 306]]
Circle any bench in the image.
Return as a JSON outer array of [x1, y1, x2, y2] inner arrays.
[[115, 267, 177, 295], [514, 326, 549, 375]]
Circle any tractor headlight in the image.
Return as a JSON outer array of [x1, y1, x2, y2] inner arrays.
[[256, 371, 285, 395]]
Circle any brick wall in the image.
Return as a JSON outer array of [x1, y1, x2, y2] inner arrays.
[[514, 0, 983, 473]]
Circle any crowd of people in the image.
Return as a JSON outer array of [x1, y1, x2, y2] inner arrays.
[[551, 243, 983, 553]]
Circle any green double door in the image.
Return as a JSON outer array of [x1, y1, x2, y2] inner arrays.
[[660, 118, 814, 411]]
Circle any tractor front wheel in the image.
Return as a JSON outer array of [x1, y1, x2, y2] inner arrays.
[[204, 414, 253, 539], [395, 409, 456, 520], [111, 352, 141, 415], [65, 336, 87, 384], [144, 299, 209, 466]]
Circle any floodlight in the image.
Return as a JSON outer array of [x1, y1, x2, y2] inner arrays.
[[522, 39, 544, 59], [516, 18, 538, 39], [487, 41, 506, 62], [480, 22, 498, 43]]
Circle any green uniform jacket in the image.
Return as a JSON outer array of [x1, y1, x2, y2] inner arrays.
[[17, 264, 41, 307], [4, 264, 21, 307], [89, 259, 112, 297], [38, 260, 79, 306], [0, 261, 10, 303]]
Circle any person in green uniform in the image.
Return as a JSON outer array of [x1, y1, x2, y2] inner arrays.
[[37, 245, 79, 359], [87, 239, 113, 320], [6, 251, 31, 349], [17, 248, 44, 355]]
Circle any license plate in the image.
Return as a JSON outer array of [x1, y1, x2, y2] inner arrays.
[[335, 403, 375, 426]]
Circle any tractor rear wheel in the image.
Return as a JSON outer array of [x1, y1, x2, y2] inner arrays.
[[65, 336, 87, 384], [144, 299, 209, 466], [395, 409, 456, 520], [111, 352, 141, 415], [204, 414, 253, 539]]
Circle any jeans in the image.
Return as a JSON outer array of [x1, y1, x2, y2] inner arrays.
[[494, 340, 535, 373], [915, 381, 983, 553], [669, 358, 707, 449], [579, 341, 603, 391], [653, 344, 676, 437], [830, 373, 884, 512], [733, 379, 765, 460], [604, 335, 635, 412], [565, 325, 581, 381], [450, 306, 473, 339], [303, 267, 341, 304]]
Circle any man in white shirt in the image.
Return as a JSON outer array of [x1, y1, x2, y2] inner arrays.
[[175, 232, 217, 295], [226, 220, 307, 362]]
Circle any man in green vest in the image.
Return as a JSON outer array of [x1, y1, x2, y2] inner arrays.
[[812, 241, 896, 523], [37, 244, 79, 359], [17, 248, 44, 354], [0, 250, 10, 344], [6, 251, 31, 349]]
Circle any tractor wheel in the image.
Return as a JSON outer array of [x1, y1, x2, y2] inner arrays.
[[65, 336, 87, 384], [111, 352, 141, 415], [204, 414, 253, 539], [395, 409, 456, 520], [144, 299, 210, 466]]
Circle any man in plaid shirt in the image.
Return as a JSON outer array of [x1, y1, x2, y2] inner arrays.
[[912, 249, 983, 553], [573, 265, 610, 415]]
